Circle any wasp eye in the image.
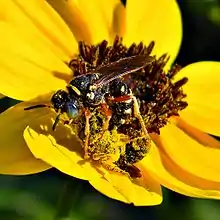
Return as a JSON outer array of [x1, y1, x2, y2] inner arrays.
[[65, 102, 79, 119]]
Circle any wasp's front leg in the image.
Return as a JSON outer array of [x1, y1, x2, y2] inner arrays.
[[84, 108, 92, 159]]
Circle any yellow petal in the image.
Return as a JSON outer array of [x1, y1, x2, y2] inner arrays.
[[48, 0, 123, 44], [86, 0, 125, 42], [142, 141, 220, 199], [90, 167, 162, 206], [111, 2, 126, 39], [46, 0, 92, 44], [0, 22, 72, 101], [77, 0, 124, 43], [23, 113, 102, 181], [0, 0, 77, 61], [24, 107, 161, 204], [171, 117, 220, 149], [124, 0, 182, 66], [0, 101, 51, 175], [155, 122, 220, 182], [89, 177, 129, 204], [176, 62, 220, 136]]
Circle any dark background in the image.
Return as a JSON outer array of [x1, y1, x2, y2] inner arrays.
[[0, 0, 220, 219]]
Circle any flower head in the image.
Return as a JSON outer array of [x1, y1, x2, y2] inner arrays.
[[0, 0, 220, 206]]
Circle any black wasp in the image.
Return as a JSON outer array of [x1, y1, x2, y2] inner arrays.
[[25, 54, 154, 160]]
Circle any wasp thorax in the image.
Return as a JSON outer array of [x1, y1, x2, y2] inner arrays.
[[85, 87, 104, 106]]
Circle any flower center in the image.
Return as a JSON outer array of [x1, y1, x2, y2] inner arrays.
[[62, 36, 188, 178], [69, 36, 188, 134]]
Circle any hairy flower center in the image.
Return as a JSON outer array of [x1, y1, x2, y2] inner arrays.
[[69, 36, 188, 134]]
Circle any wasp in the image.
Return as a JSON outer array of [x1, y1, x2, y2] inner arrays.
[[25, 54, 154, 177]]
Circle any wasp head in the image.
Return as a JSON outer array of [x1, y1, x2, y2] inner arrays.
[[51, 90, 81, 119]]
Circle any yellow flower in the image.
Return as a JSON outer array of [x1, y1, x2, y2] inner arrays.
[[0, 0, 220, 206]]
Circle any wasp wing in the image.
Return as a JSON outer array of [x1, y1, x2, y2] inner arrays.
[[93, 54, 154, 87]]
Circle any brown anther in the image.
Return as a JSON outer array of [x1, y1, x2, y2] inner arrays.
[[136, 42, 144, 54], [127, 43, 137, 55], [145, 41, 155, 55], [78, 41, 91, 62], [173, 77, 188, 90], [177, 101, 188, 110], [168, 64, 182, 79]]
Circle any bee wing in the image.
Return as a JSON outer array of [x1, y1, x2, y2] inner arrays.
[[93, 54, 154, 87]]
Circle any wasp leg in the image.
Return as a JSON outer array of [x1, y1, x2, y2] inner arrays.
[[100, 160, 128, 176], [99, 103, 112, 132], [102, 163, 128, 176], [92, 153, 127, 175], [84, 109, 92, 159], [63, 118, 74, 126], [132, 96, 149, 138]]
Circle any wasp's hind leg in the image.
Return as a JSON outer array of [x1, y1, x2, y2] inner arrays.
[[83, 108, 92, 159], [99, 103, 112, 132], [132, 96, 149, 138], [93, 154, 127, 176]]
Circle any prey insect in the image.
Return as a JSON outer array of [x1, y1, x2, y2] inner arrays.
[[25, 54, 154, 177]]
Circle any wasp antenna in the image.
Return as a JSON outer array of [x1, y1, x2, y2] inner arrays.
[[24, 104, 49, 111], [52, 114, 61, 131]]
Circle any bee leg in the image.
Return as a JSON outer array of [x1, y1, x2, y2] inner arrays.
[[100, 160, 128, 176], [103, 163, 127, 175], [92, 153, 127, 175], [132, 96, 149, 138], [63, 119, 74, 125], [52, 113, 61, 131], [84, 108, 92, 159], [118, 163, 142, 178], [99, 103, 112, 132]]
